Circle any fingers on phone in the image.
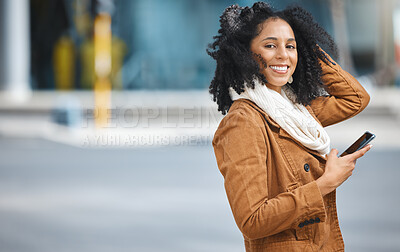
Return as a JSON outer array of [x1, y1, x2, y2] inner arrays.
[[349, 144, 372, 160]]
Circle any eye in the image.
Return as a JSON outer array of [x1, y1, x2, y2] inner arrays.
[[264, 44, 275, 49], [287, 45, 296, 49]]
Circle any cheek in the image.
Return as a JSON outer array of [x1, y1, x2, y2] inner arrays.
[[257, 52, 274, 67], [260, 55, 270, 68], [260, 51, 274, 61], [291, 54, 298, 70]]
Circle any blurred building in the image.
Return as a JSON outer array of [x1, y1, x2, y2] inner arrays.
[[1, 0, 399, 93]]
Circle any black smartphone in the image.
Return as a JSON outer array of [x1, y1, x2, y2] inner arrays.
[[340, 131, 375, 157]]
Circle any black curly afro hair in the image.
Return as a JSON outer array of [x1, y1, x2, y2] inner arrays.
[[207, 2, 338, 115]]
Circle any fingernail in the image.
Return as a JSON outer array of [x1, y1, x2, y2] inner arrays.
[[369, 144, 373, 149]]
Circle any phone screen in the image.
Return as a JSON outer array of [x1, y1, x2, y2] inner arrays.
[[340, 131, 375, 157]]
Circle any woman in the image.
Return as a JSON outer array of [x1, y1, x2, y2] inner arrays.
[[208, 2, 372, 251]]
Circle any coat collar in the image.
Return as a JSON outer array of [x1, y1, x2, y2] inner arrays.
[[232, 98, 327, 162]]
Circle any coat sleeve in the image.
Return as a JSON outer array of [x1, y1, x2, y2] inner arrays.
[[212, 111, 326, 240], [310, 49, 370, 127]]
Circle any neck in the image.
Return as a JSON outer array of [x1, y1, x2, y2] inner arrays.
[[265, 82, 282, 94]]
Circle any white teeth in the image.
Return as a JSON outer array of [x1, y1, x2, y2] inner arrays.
[[270, 66, 288, 71]]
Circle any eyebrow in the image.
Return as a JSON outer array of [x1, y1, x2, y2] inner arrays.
[[262, 37, 296, 42]]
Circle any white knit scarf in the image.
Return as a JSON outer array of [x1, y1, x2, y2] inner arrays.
[[229, 79, 330, 156]]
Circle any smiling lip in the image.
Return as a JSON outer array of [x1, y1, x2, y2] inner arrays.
[[269, 65, 289, 74]]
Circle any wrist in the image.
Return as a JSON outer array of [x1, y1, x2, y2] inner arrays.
[[316, 176, 334, 197]]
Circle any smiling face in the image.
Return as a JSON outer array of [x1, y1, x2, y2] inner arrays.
[[250, 18, 298, 93]]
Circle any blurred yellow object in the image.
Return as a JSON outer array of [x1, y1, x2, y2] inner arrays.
[[53, 35, 75, 90], [81, 36, 126, 90], [94, 13, 112, 128], [94, 78, 111, 128], [80, 38, 95, 89]]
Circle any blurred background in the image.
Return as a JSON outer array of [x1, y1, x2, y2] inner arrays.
[[0, 0, 400, 251]]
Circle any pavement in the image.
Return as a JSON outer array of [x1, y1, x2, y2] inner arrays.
[[0, 87, 400, 252], [0, 138, 399, 252]]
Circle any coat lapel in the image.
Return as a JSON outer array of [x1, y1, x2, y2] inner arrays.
[[238, 99, 327, 162]]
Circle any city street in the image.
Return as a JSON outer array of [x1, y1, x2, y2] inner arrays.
[[1, 0, 399, 251], [0, 137, 399, 252]]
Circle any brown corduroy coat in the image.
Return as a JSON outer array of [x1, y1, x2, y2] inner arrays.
[[212, 53, 370, 251]]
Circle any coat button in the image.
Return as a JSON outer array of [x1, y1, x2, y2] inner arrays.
[[304, 163, 310, 172]]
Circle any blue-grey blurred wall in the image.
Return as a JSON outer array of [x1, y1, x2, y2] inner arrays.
[[115, 0, 334, 89], [30, 0, 387, 90]]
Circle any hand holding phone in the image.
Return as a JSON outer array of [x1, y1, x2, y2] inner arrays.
[[340, 131, 375, 157]]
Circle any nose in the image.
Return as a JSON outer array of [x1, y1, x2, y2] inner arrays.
[[276, 46, 289, 59]]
